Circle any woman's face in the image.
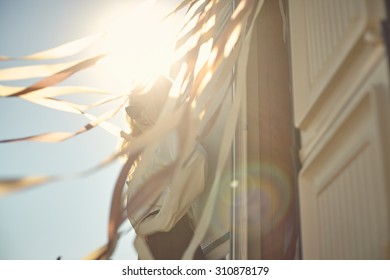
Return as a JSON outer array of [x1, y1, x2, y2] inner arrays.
[[126, 103, 154, 132], [127, 83, 167, 133]]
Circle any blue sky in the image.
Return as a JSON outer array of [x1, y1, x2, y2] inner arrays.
[[0, 0, 179, 260]]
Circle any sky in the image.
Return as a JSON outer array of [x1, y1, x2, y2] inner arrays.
[[0, 0, 182, 260]]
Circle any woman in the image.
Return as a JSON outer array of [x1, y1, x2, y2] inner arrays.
[[123, 75, 207, 259]]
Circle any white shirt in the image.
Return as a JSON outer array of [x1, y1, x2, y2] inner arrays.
[[126, 132, 207, 236]]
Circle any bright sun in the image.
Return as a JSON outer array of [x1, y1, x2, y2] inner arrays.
[[93, 1, 181, 93]]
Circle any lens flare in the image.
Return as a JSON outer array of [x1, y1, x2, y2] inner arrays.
[[216, 161, 293, 235]]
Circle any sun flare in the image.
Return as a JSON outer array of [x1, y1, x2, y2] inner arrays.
[[94, 2, 180, 92]]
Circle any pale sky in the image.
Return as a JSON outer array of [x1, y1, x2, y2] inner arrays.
[[0, 0, 182, 260]]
